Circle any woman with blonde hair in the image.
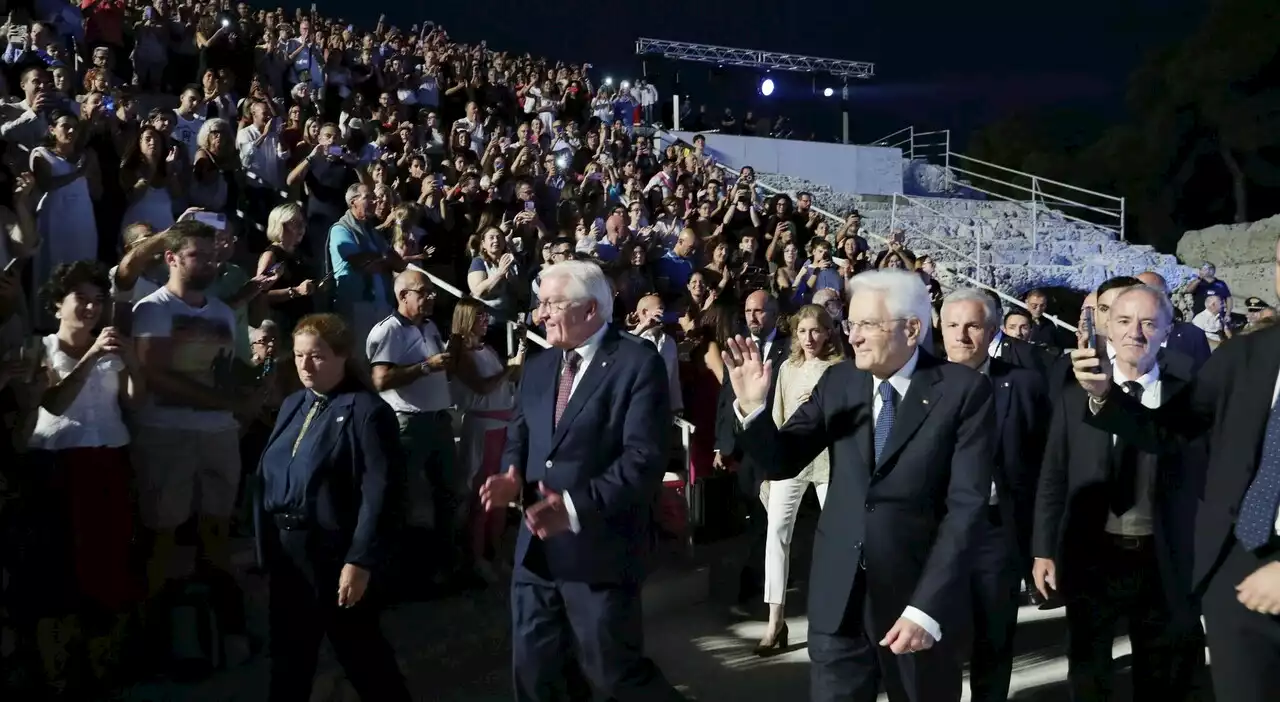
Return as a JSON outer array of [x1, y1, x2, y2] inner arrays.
[[449, 298, 524, 583], [188, 118, 233, 212], [755, 303, 843, 656], [381, 202, 432, 263], [257, 203, 317, 333]]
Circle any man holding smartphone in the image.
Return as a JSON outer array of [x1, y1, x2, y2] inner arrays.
[[236, 101, 287, 239]]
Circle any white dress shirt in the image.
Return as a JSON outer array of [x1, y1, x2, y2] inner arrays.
[[735, 348, 943, 642], [1272, 368, 1280, 536], [1106, 344, 1160, 537], [558, 323, 611, 534], [987, 330, 1004, 359], [639, 327, 683, 412]]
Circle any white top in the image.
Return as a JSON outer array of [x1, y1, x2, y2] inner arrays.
[[1106, 345, 1159, 537], [236, 123, 286, 191], [638, 327, 682, 412], [171, 111, 206, 160], [736, 347, 942, 642], [109, 264, 164, 305], [131, 286, 239, 432], [366, 313, 452, 413], [451, 344, 514, 413], [29, 334, 131, 450], [1191, 308, 1223, 342]]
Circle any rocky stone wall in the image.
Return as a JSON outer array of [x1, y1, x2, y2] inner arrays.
[[1176, 215, 1279, 306]]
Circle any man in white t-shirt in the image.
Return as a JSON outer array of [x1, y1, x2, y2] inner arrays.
[[366, 269, 460, 577], [1192, 289, 1229, 346], [171, 87, 207, 161], [131, 220, 264, 602]]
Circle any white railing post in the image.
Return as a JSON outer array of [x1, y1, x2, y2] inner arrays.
[[944, 131, 951, 189], [1119, 197, 1127, 241], [1030, 177, 1039, 252], [672, 93, 680, 131], [908, 125, 916, 161], [506, 321, 515, 354], [976, 223, 982, 284], [890, 194, 899, 232]]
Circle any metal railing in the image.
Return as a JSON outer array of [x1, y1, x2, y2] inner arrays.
[[240, 167, 701, 547], [872, 125, 1127, 243], [412, 266, 699, 549], [656, 133, 1078, 334]]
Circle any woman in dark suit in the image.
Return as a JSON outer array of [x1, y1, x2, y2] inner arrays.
[[255, 313, 411, 702]]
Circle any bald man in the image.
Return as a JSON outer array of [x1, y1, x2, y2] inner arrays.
[[1137, 271, 1211, 373], [629, 294, 683, 413], [654, 229, 698, 323], [366, 270, 462, 576], [595, 214, 630, 264]]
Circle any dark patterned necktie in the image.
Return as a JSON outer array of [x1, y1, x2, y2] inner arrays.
[[873, 381, 897, 464], [1234, 393, 1280, 551], [554, 351, 582, 428], [1109, 380, 1146, 515]]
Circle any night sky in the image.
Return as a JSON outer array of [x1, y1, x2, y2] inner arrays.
[[308, 0, 1205, 146]]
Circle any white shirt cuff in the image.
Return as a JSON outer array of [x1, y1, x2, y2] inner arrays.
[[562, 490, 582, 534], [733, 401, 766, 426], [901, 606, 942, 642]]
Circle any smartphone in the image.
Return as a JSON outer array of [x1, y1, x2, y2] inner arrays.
[[524, 201, 536, 213], [264, 262, 283, 276], [193, 211, 228, 230], [1082, 307, 1096, 349], [328, 145, 344, 157]]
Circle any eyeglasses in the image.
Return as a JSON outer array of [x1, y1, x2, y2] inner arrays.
[[405, 288, 437, 299], [841, 318, 907, 335], [536, 298, 579, 314]]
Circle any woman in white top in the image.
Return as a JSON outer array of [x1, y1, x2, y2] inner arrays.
[[32, 111, 100, 300], [755, 303, 842, 656], [119, 125, 181, 242], [449, 298, 524, 583], [28, 261, 145, 679]]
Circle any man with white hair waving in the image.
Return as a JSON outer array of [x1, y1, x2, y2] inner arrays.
[[724, 268, 994, 702], [479, 260, 686, 701]]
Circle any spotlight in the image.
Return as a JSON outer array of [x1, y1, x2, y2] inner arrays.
[[620, 80, 631, 91], [604, 77, 613, 86], [760, 78, 775, 97], [823, 87, 834, 98]]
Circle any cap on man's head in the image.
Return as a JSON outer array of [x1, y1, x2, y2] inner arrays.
[[1246, 296, 1271, 311]]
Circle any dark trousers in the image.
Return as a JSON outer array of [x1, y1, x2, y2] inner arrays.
[[511, 566, 685, 702], [265, 526, 410, 702], [968, 510, 1022, 702], [1064, 536, 1204, 702], [1203, 541, 1280, 702], [809, 569, 962, 702]]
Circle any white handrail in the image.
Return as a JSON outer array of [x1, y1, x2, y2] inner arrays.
[[655, 129, 1080, 334], [949, 152, 1125, 207]]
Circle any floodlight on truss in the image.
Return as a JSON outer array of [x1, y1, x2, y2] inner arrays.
[[635, 37, 875, 80]]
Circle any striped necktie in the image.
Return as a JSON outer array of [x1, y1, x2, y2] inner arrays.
[[291, 397, 326, 457]]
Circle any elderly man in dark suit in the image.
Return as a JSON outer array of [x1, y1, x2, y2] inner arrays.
[[724, 269, 994, 702], [480, 260, 685, 702], [940, 288, 1050, 702], [1036, 285, 1207, 701], [1071, 234, 1280, 702]]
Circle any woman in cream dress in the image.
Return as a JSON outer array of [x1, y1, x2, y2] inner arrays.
[[755, 303, 843, 655]]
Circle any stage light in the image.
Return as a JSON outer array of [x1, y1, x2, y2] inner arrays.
[[620, 80, 631, 91], [760, 78, 775, 96], [604, 77, 613, 86], [823, 87, 834, 98]]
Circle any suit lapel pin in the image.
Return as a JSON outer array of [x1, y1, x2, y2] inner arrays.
[[1002, 381, 1010, 387], [922, 399, 929, 405], [602, 361, 608, 367], [336, 416, 345, 422]]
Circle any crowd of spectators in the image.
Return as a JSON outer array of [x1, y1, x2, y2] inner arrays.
[[0, 0, 1017, 697]]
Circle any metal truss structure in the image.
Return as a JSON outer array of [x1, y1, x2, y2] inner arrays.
[[635, 37, 875, 80]]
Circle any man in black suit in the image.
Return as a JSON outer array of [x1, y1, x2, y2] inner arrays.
[[481, 261, 685, 701], [1037, 285, 1207, 701], [1024, 288, 1075, 351], [714, 289, 790, 600], [1137, 271, 1212, 373], [939, 289, 1050, 702], [724, 269, 994, 702], [1071, 236, 1280, 702], [983, 291, 1058, 377]]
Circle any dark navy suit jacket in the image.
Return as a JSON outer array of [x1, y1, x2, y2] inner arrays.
[[254, 383, 403, 572], [1165, 320, 1211, 374], [503, 326, 672, 585], [737, 352, 995, 636], [988, 358, 1051, 567]]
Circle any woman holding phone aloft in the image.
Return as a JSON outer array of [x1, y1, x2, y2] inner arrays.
[[255, 314, 410, 702]]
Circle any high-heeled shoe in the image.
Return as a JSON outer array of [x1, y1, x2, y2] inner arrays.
[[753, 622, 789, 657]]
